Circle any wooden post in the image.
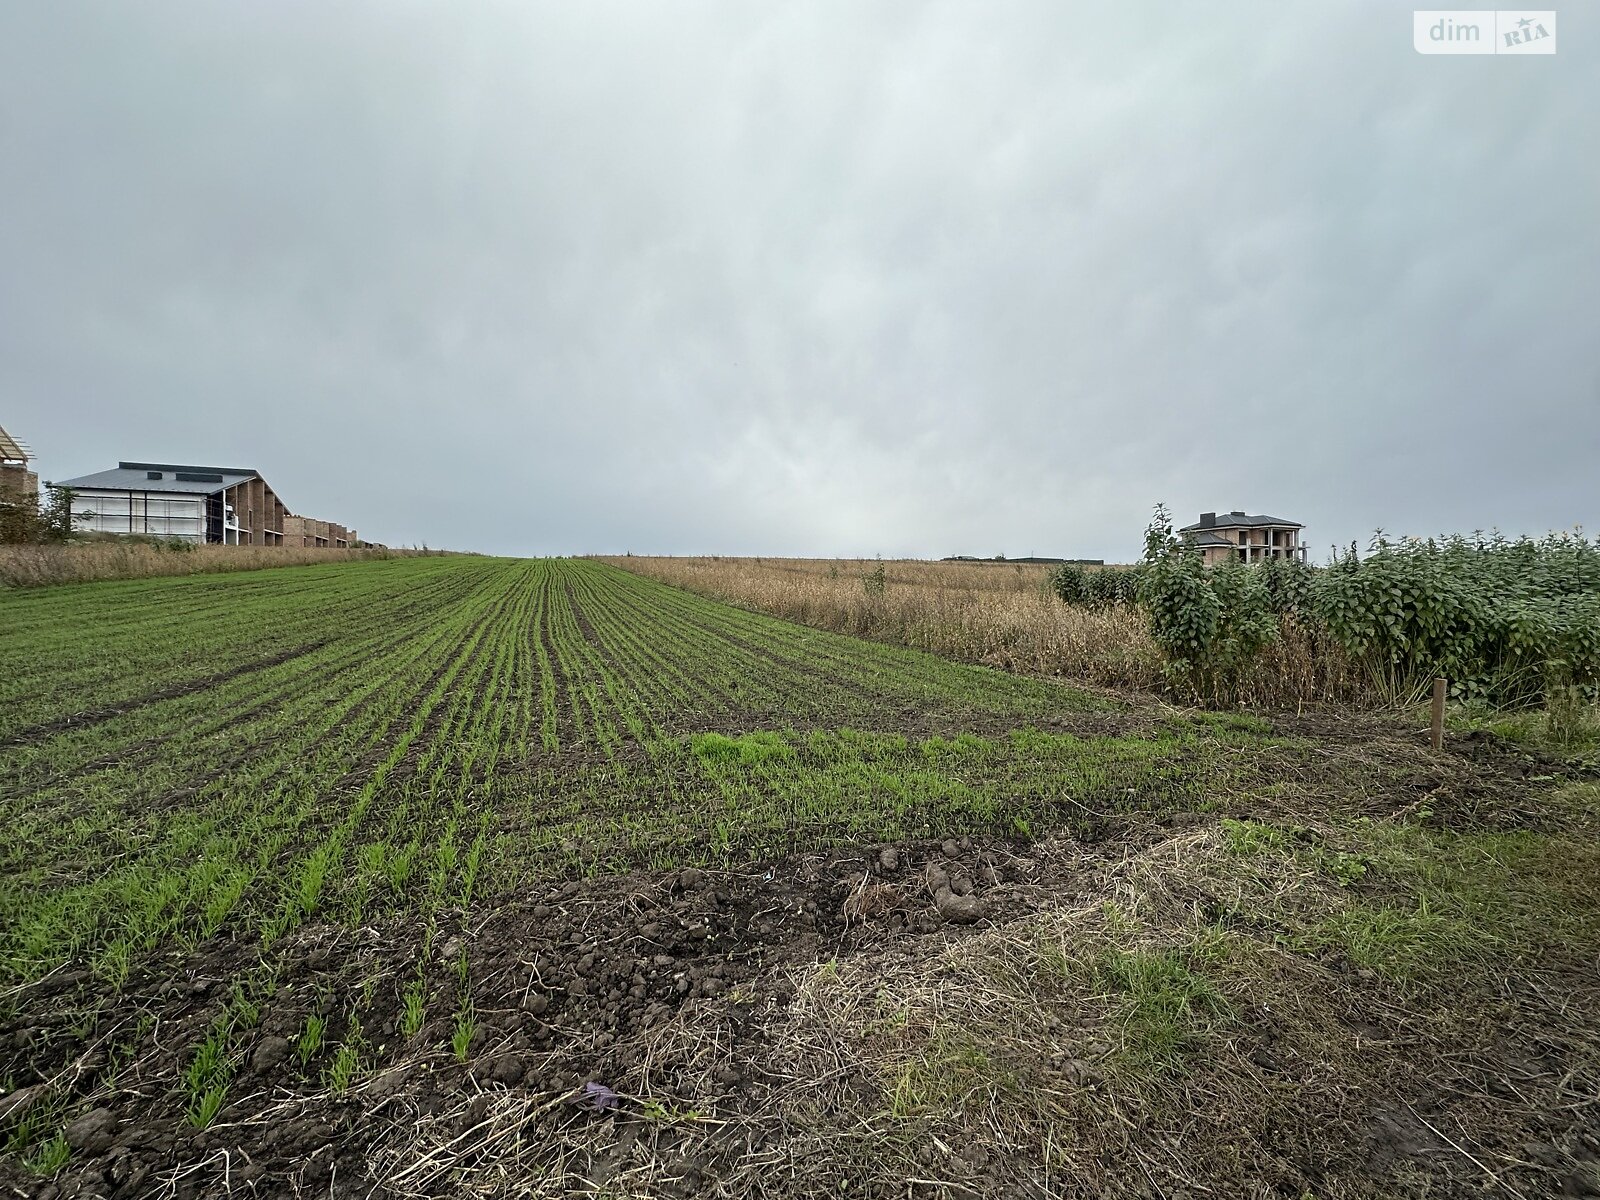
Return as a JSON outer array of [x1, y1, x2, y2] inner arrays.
[[1430, 678, 1447, 750]]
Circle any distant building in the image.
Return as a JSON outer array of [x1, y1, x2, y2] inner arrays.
[[53, 461, 294, 544], [1180, 511, 1307, 565], [283, 515, 357, 549], [939, 555, 1105, 565], [0, 424, 38, 504]]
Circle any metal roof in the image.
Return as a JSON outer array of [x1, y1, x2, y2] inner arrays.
[[119, 460, 258, 475], [54, 463, 260, 495], [1179, 510, 1302, 531], [1186, 531, 1237, 547]]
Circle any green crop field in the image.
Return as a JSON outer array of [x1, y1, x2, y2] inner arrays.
[[0, 558, 1265, 992], [3, 557, 1596, 1199]]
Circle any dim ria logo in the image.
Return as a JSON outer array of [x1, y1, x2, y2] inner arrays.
[[1414, 10, 1556, 53]]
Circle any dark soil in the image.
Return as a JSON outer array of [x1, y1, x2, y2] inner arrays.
[[5, 806, 1598, 1200]]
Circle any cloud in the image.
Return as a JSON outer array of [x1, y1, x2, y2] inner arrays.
[[3, 2, 1595, 558]]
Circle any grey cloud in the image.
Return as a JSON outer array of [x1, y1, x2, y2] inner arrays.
[[3, 3, 1596, 558]]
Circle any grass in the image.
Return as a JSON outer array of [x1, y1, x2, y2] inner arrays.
[[1446, 697, 1600, 755], [1219, 817, 1287, 856], [886, 1032, 1013, 1120], [1288, 804, 1600, 985], [1093, 946, 1233, 1073], [764, 777, 1600, 1196], [0, 541, 442, 588]]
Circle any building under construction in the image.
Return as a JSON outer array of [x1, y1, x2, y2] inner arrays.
[[0, 425, 37, 504], [54, 460, 359, 547]]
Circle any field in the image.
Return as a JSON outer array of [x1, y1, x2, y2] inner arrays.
[[2, 557, 1598, 1198]]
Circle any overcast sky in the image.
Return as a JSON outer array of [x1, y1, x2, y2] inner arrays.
[[2, 4, 1595, 559]]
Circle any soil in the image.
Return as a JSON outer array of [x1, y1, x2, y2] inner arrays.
[[4, 794, 1598, 1200]]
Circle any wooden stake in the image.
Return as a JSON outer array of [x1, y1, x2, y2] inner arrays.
[[1430, 678, 1447, 750]]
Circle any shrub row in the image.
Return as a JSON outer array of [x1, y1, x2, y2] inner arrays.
[[1047, 563, 1141, 609], [1053, 507, 1600, 710]]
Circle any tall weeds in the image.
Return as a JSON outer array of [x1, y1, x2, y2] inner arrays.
[[0, 543, 437, 588], [599, 556, 1164, 691]]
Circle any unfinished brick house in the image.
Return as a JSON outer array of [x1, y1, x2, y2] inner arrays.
[[0, 425, 38, 505], [1181, 511, 1307, 565]]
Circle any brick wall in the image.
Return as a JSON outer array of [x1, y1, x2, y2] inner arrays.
[[0, 465, 38, 503]]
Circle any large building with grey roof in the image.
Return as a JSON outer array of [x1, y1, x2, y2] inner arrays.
[[1180, 511, 1307, 565], [54, 461, 356, 547]]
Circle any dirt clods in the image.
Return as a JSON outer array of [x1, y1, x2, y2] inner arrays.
[[925, 860, 987, 923]]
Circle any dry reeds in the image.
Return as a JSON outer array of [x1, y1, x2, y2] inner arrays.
[[0, 542, 432, 588], [599, 556, 1164, 691]]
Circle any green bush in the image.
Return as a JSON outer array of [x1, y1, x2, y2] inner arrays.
[[1136, 506, 1277, 704], [1258, 555, 1315, 615], [1063, 510, 1600, 714], [1049, 563, 1087, 606], [0, 485, 76, 545], [1314, 533, 1600, 707], [1050, 562, 1141, 609]]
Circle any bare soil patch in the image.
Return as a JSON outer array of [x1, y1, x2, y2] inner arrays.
[[6, 790, 1598, 1199]]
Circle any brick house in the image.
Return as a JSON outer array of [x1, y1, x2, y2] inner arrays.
[[1181, 511, 1307, 566], [0, 425, 38, 504]]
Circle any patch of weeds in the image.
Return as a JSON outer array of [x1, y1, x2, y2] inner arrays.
[[1286, 806, 1600, 985], [1551, 782, 1600, 829], [691, 731, 795, 767], [1100, 900, 1142, 939], [886, 1032, 1014, 1120], [639, 1097, 706, 1123], [1220, 818, 1286, 857], [1446, 698, 1600, 756], [400, 976, 427, 1038], [452, 1008, 476, 1062], [297, 1013, 327, 1066], [1295, 902, 1484, 983], [1094, 947, 1232, 1074], [22, 1132, 70, 1175], [1314, 850, 1369, 886], [1190, 711, 1275, 736]]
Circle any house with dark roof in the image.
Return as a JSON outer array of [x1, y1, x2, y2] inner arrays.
[[53, 462, 291, 544], [1180, 511, 1306, 566]]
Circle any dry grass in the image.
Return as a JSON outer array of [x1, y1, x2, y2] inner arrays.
[[600, 556, 1367, 708], [358, 782, 1600, 1198], [599, 556, 1164, 692], [0, 542, 438, 588]]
